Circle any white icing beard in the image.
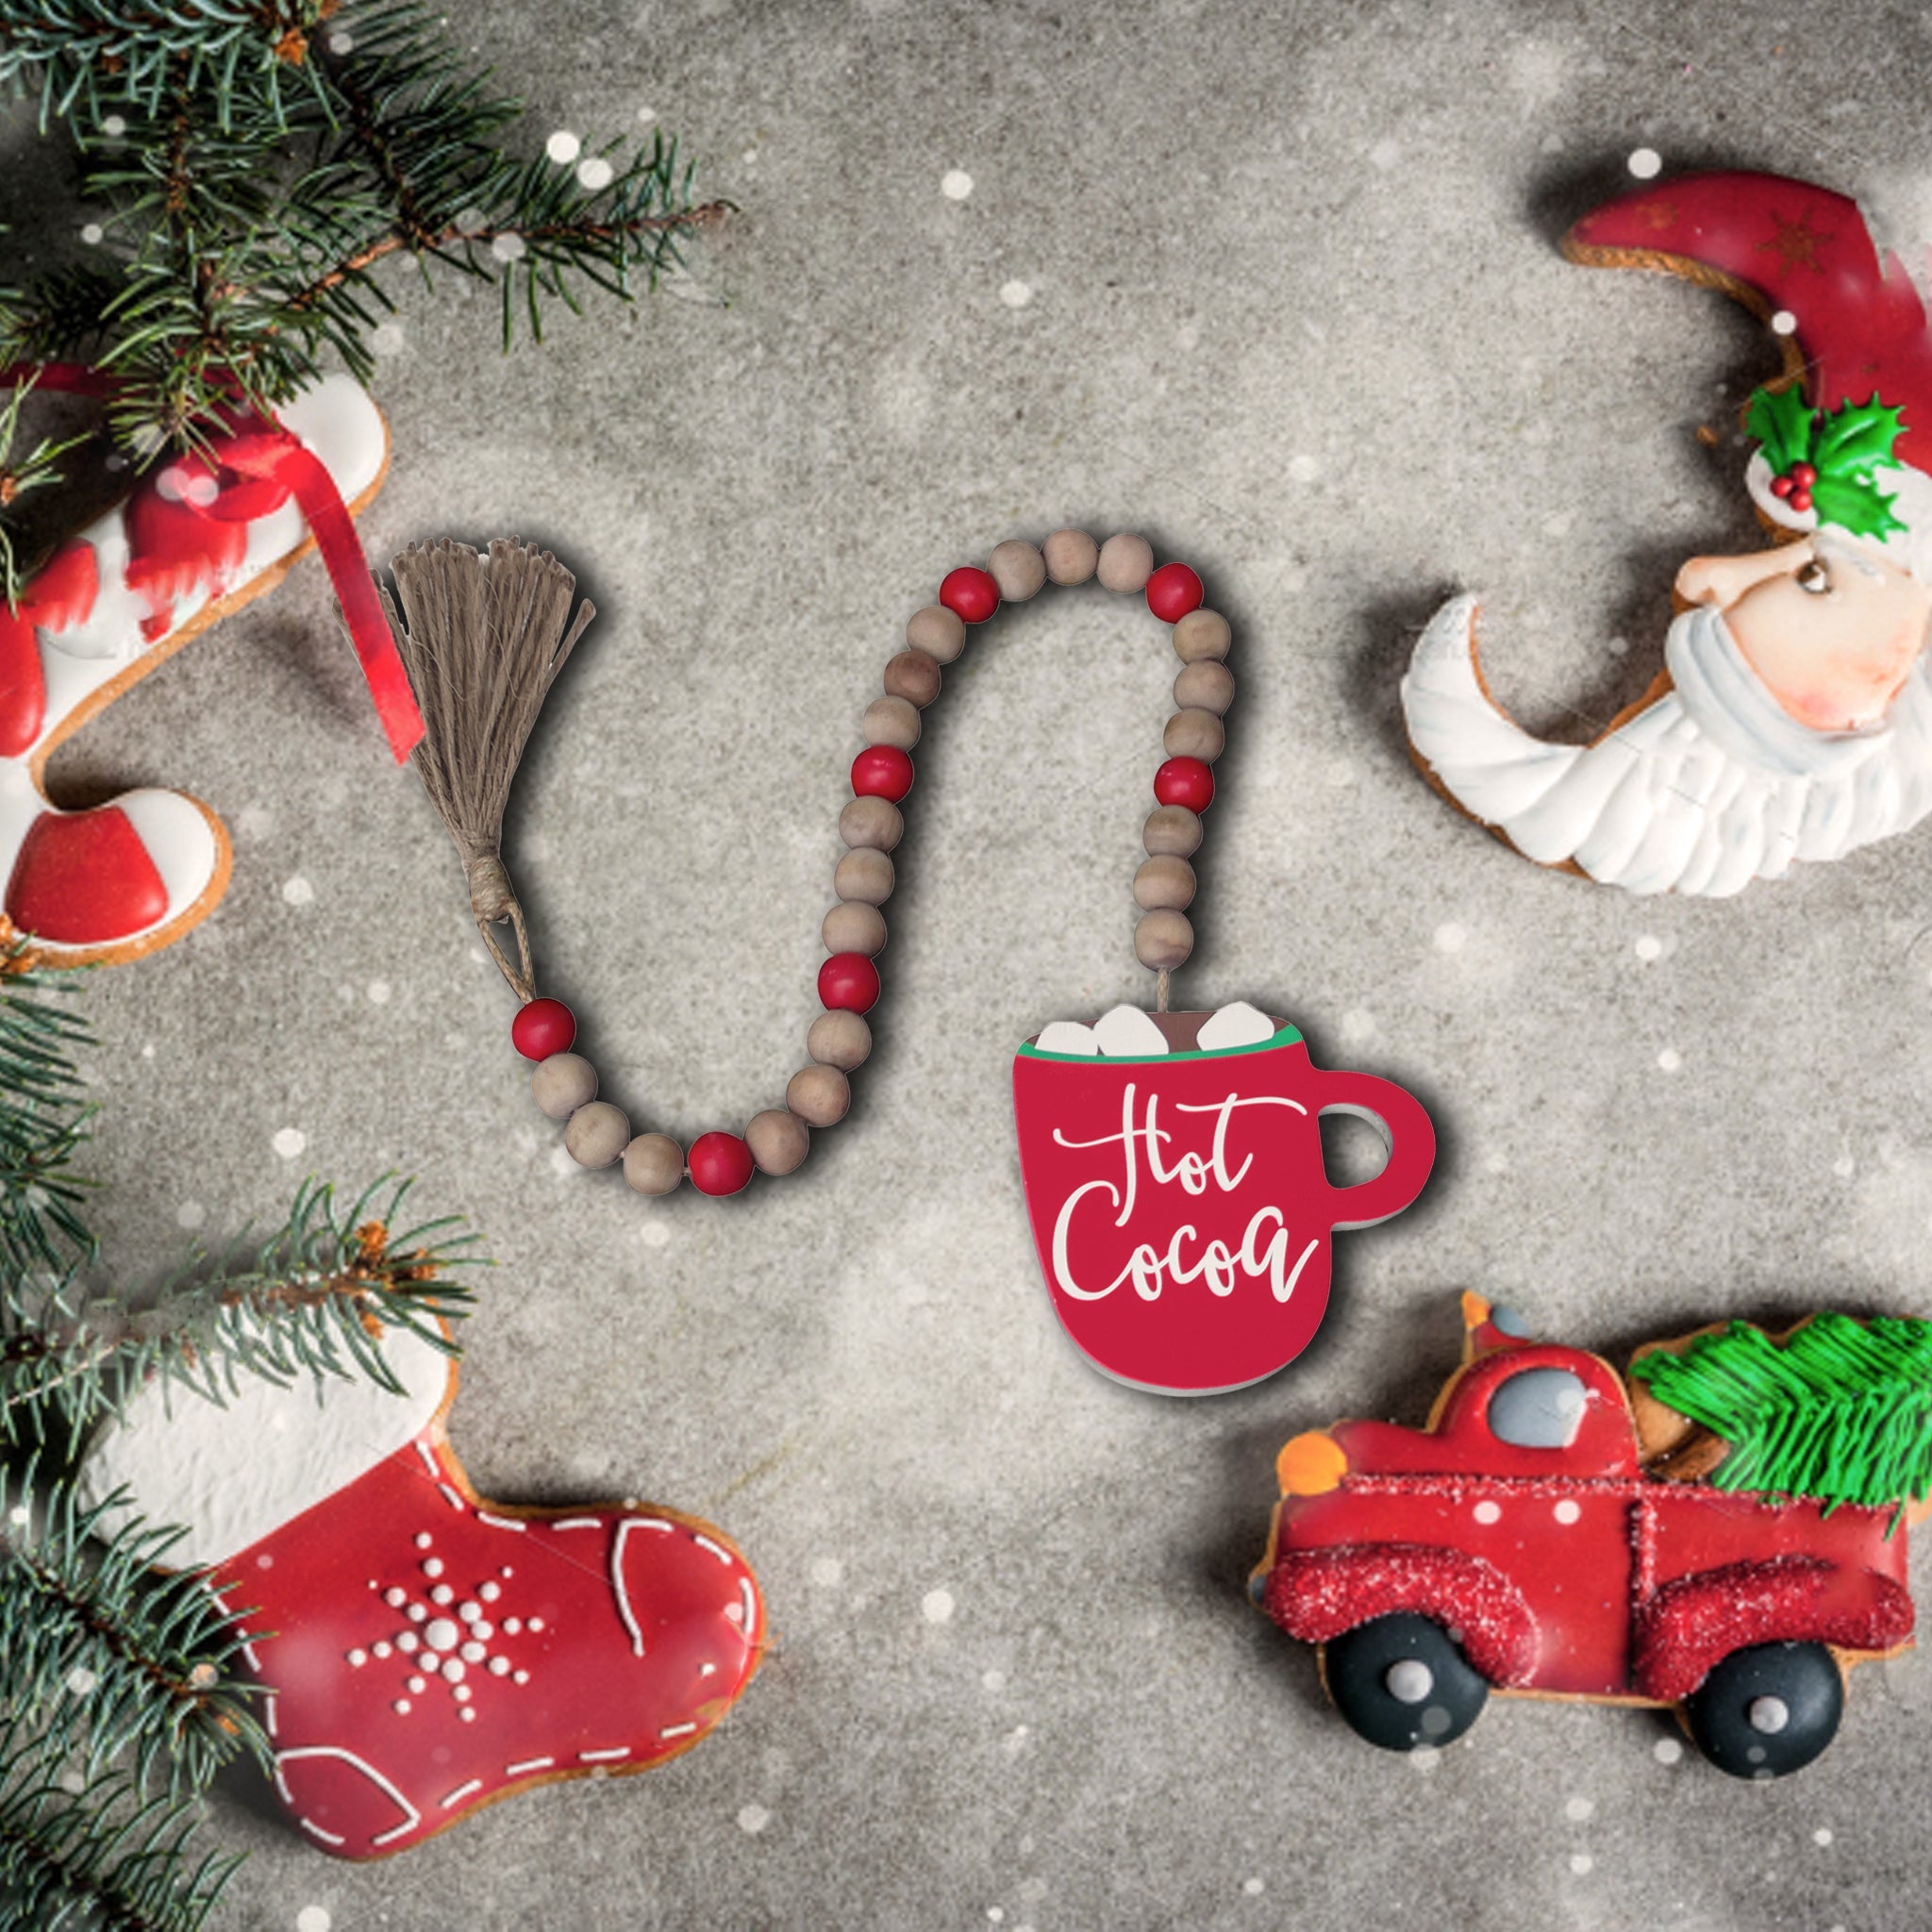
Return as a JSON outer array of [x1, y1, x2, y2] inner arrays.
[[1401, 595, 1932, 896]]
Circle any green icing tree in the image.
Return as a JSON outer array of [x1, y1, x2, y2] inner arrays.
[[1630, 1313, 1932, 1523]]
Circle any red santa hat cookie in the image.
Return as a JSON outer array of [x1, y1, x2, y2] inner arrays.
[[75, 1323, 762, 1859]]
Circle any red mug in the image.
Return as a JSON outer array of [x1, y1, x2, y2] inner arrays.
[[1012, 1010, 1435, 1392]]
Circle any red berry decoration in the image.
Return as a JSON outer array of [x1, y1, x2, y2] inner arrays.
[[510, 996, 576, 1060], [851, 744, 914, 802], [1791, 488, 1814, 513], [1145, 561, 1204, 624], [939, 567, 1001, 625], [1769, 475, 1795, 500], [819, 952, 881, 1013], [688, 1131, 755, 1197], [1791, 460, 1818, 489], [1154, 756, 1214, 814]]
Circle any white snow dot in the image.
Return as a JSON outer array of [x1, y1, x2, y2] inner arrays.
[[371, 323, 406, 357], [1654, 1737, 1684, 1765], [941, 169, 974, 200], [1565, 1794, 1594, 1822], [1340, 1008, 1376, 1045], [1433, 922, 1467, 955], [981, 1668, 1006, 1691], [1554, 1499, 1581, 1525], [738, 1804, 771, 1835], [1481, 1151, 1510, 1175], [1569, 1853, 1594, 1875], [1627, 147, 1662, 179], [101, 114, 125, 136], [1814, 1827, 1833, 1847], [8, 1506, 26, 1526], [1474, 1499, 1502, 1524], [1369, 137, 1401, 171], [58, 1769, 85, 1794], [79, 223, 104, 245], [491, 232, 527, 263], [999, 280, 1033, 308], [1657, 1048, 1682, 1074], [578, 156, 615, 192], [921, 1589, 956, 1624], [637, 107, 658, 124], [1772, 308, 1798, 336], [176, 1200, 206, 1230], [1409, 1745, 1440, 1774], [1831, 1153, 1856, 1179], [65, 1667, 98, 1696], [546, 130, 582, 165], [640, 1220, 672, 1249], [550, 1145, 578, 1177], [367, 979, 391, 1006], [1288, 453, 1321, 483], [296, 1911, 332, 1932], [1607, 633, 1629, 657], [1242, 1877, 1265, 1897], [1541, 511, 1573, 540], [272, 1127, 307, 1159], [1634, 933, 1662, 961], [326, 28, 354, 53], [809, 1557, 843, 1588]]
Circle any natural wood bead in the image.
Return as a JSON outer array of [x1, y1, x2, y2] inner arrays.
[[1163, 708, 1225, 762], [1174, 659, 1234, 714], [808, 1008, 872, 1070], [1041, 528, 1098, 585], [532, 1052, 597, 1119], [835, 847, 894, 906], [1135, 908, 1194, 970], [787, 1063, 851, 1127], [1173, 608, 1231, 662], [883, 648, 942, 707], [1143, 805, 1204, 858], [823, 900, 886, 956], [1097, 532, 1154, 593], [987, 539, 1047, 601], [862, 694, 921, 751], [1133, 855, 1197, 911], [746, 1108, 809, 1176], [907, 603, 967, 663], [623, 1132, 685, 1195], [840, 795, 904, 852], [565, 1099, 629, 1168]]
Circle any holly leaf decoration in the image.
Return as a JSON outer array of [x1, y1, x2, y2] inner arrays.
[[1809, 472, 1909, 541], [1815, 393, 1907, 475], [1745, 383, 1816, 475], [1630, 1313, 1932, 1524]]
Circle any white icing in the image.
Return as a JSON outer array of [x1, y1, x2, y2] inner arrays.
[[1, 374, 386, 949], [75, 1324, 452, 1566], [1401, 595, 1932, 895], [1194, 1001, 1274, 1051], [1746, 449, 1932, 582]]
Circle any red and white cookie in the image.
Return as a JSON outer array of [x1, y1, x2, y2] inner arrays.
[[2, 375, 389, 964], [76, 1324, 762, 1858]]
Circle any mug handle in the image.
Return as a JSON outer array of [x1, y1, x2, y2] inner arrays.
[[1307, 1068, 1437, 1231]]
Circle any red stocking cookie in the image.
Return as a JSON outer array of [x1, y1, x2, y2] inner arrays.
[[76, 1324, 761, 1857], [3, 375, 390, 964]]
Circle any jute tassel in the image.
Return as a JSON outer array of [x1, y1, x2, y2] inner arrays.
[[367, 538, 596, 1002]]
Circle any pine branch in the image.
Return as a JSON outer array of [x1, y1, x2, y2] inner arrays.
[[0, 1468, 266, 1793], [0, 1719, 238, 1931], [1630, 1314, 1932, 1520], [0, 944, 95, 1292], [0, 376, 92, 607]]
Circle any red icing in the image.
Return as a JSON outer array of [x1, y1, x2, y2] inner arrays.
[[1566, 173, 1932, 473], [1144, 561, 1204, 624], [1012, 1024, 1434, 1391], [1634, 1553, 1913, 1703], [0, 541, 100, 757], [125, 454, 254, 630], [1263, 1327, 1916, 1705], [939, 566, 1000, 625], [1264, 1541, 1538, 1686], [7, 806, 168, 942], [225, 1426, 761, 1860]]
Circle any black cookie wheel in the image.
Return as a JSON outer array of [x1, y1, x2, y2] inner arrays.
[[1320, 1613, 1490, 1752], [1683, 1641, 1844, 1779]]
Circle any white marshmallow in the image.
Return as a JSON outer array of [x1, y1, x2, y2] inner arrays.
[[1091, 1005, 1170, 1057], [1034, 1021, 1100, 1057], [1196, 1001, 1276, 1051]]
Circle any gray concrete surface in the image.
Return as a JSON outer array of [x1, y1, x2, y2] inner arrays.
[[39, 0, 1932, 1924]]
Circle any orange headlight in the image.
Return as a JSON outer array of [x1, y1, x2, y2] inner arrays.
[[1276, 1429, 1348, 1496]]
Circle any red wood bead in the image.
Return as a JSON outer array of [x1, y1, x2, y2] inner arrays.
[[819, 952, 881, 1013], [939, 567, 1001, 625], [688, 1130, 755, 1197], [1145, 562, 1204, 624], [851, 744, 914, 802], [1154, 756, 1214, 813], [510, 996, 576, 1060]]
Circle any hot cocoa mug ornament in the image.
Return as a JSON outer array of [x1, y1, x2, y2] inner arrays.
[[372, 529, 1435, 1393]]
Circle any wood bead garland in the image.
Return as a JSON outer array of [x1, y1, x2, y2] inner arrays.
[[387, 530, 1235, 1198]]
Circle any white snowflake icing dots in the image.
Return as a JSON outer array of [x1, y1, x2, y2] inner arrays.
[[545, 130, 582, 165], [415, 1532, 433, 1551], [397, 1631, 420, 1654], [480, 1580, 502, 1603], [65, 1667, 98, 1697], [100, 114, 125, 136], [489, 1657, 511, 1677], [393, 1698, 412, 1716], [424, 1618, 460, 1652], [384, 1587, 407, 1608], [347, 1648, 368, 1668], [407, 1674, 426, 1694], [1553, 1499, 1581, 1524], [423, 1557, 444, 1578], [941, 169, 974, 200], [431, 1584, 455, 1606], [1474, 1500, 1501, 1524]]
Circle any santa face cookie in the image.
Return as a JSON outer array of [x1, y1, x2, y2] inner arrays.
[[1253, 1295, 1920, 1778], [1402, 170, 1932, 896], [75, 1325, 762, 1858]]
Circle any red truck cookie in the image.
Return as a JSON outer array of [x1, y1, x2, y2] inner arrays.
[[1253, 1295, 1920, 1777]]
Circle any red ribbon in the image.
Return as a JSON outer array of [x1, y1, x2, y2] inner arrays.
[[1, 362, 424, 762]]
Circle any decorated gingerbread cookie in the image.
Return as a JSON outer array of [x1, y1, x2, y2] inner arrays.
[[1402, 170, 1932, 895], [75, 1321, 761, 1858], [2, 373, 406, 965], [1253, 1293, 1925, 1776]]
